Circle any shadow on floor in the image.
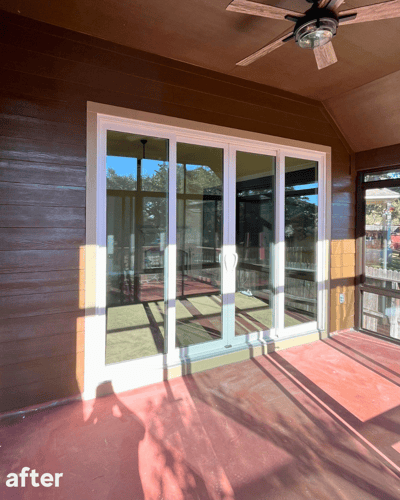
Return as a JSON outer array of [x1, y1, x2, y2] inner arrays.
[[1, 333, 400, 500]]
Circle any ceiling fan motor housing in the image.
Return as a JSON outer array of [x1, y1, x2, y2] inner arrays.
[[294, 8, 339, 49]]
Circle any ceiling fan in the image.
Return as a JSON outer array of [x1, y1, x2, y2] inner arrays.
[[226, 0, 400, 69]]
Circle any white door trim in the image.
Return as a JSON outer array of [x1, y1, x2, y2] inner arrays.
[[85, 103, 330, 400]]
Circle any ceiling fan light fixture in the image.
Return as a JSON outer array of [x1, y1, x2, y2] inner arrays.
[[295, 18, 338, 49]]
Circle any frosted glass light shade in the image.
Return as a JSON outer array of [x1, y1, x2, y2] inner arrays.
[[296, 18, 337, 49]]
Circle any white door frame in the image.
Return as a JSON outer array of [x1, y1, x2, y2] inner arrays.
[[85, 103, 331, 400]]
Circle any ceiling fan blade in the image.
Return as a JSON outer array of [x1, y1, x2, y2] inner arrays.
[[325, 0, 346, 10], [226, 0, 303, 21], [314, 42, 338, 69], [338, 0, 400, 25], [236, 27, 294, 66]]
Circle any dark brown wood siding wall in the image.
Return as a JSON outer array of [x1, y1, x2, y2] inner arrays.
[[355, 144, 400, 172], [0, 10, 354, 413]]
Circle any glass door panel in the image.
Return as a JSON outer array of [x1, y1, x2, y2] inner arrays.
[[105, 131, 168, 364], [284, 157, 318, 327], [176, 143, 224, 348], [365, 186, 400, 289], [361, 180, 400, 339], [235, 151, 275, 336], [362, 291, 400, 337]]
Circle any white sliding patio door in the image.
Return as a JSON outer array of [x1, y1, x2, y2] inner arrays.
[[174, 139, 231, 356], [229, 147, 277, 346], [284, 157, 319, 332], [102, 131, 324, 363], [104, 130, 170, 365], [85, 109, 329, 399], [229, 150, 324, 342], [173, 142, 280, 356]]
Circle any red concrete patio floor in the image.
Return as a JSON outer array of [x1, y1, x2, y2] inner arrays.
[[1, 331, 400, 500]]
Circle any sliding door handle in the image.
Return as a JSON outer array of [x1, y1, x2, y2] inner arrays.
[[233, 252, 238, 269], [224, 252, 238, 272]]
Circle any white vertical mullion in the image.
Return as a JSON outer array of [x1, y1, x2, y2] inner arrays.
[[222, 144, 233, 345], [224, 144, 236, 345], [317, 154, 328, 333], [165, 137, 177, 361], [317, 156, 323, 332], [325, 153, 331, 335], [274, 150, 285, 337]]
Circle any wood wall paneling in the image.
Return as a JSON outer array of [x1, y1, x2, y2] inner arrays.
[[0, 228, 85, 251], [0, 291, 82, 320], [0, 160, 86, 187], [330, 146, 354, 170], [331, 228, 356, 241], [0, 68, 335, 146], [330, 216, 355, 232], [331, 203, 356, 218], [0, 354, 80, 389], [0, 135, 86, 166], [0, 249, 84, 274], [0, 20, 86, 411], [0, 311, 84, 343], [0, 269, 82, 297], [0, 205, 85, 228], [0, 113, 86, 145], [329, 192, 355, 206], [0, 330, 84, 367], [0, 9, 353, 413], [0, 376, 82, 412], [0, 182, 85, 207], [0, 16, 325, 118], [0, 348, 85, 397], [0, 93, 87, 125], [355, 143, 400, 171], [0, 27, 339, 140], [0, 8, 325, 108]]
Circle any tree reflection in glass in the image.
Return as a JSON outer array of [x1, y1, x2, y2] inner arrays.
[[235, 151, 275, 336], [105, 131, 168, 364], [176, 143, 223, 347], [284, 158, 318, 327]]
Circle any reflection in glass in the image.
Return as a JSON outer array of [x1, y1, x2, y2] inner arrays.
[[141, 159, 168, 192], [365, 187, 400, 290], [107, 156, 137, 190], [364, 170, 400, 182], [235, 151, 275, 336], [176, 143, 223, 347], [363, 183, 400, 339], [362, 292, 400, 338], [106, 131, 168, 364], [284, 158, 318, 327]]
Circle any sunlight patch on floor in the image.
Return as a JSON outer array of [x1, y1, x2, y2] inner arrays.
[[105, 295, 304, 363]]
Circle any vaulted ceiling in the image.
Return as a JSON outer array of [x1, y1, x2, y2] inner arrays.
[[2, 0, 400, 152]]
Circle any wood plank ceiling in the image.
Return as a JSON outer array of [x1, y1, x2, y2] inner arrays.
[[1, 0, 400, 152]]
